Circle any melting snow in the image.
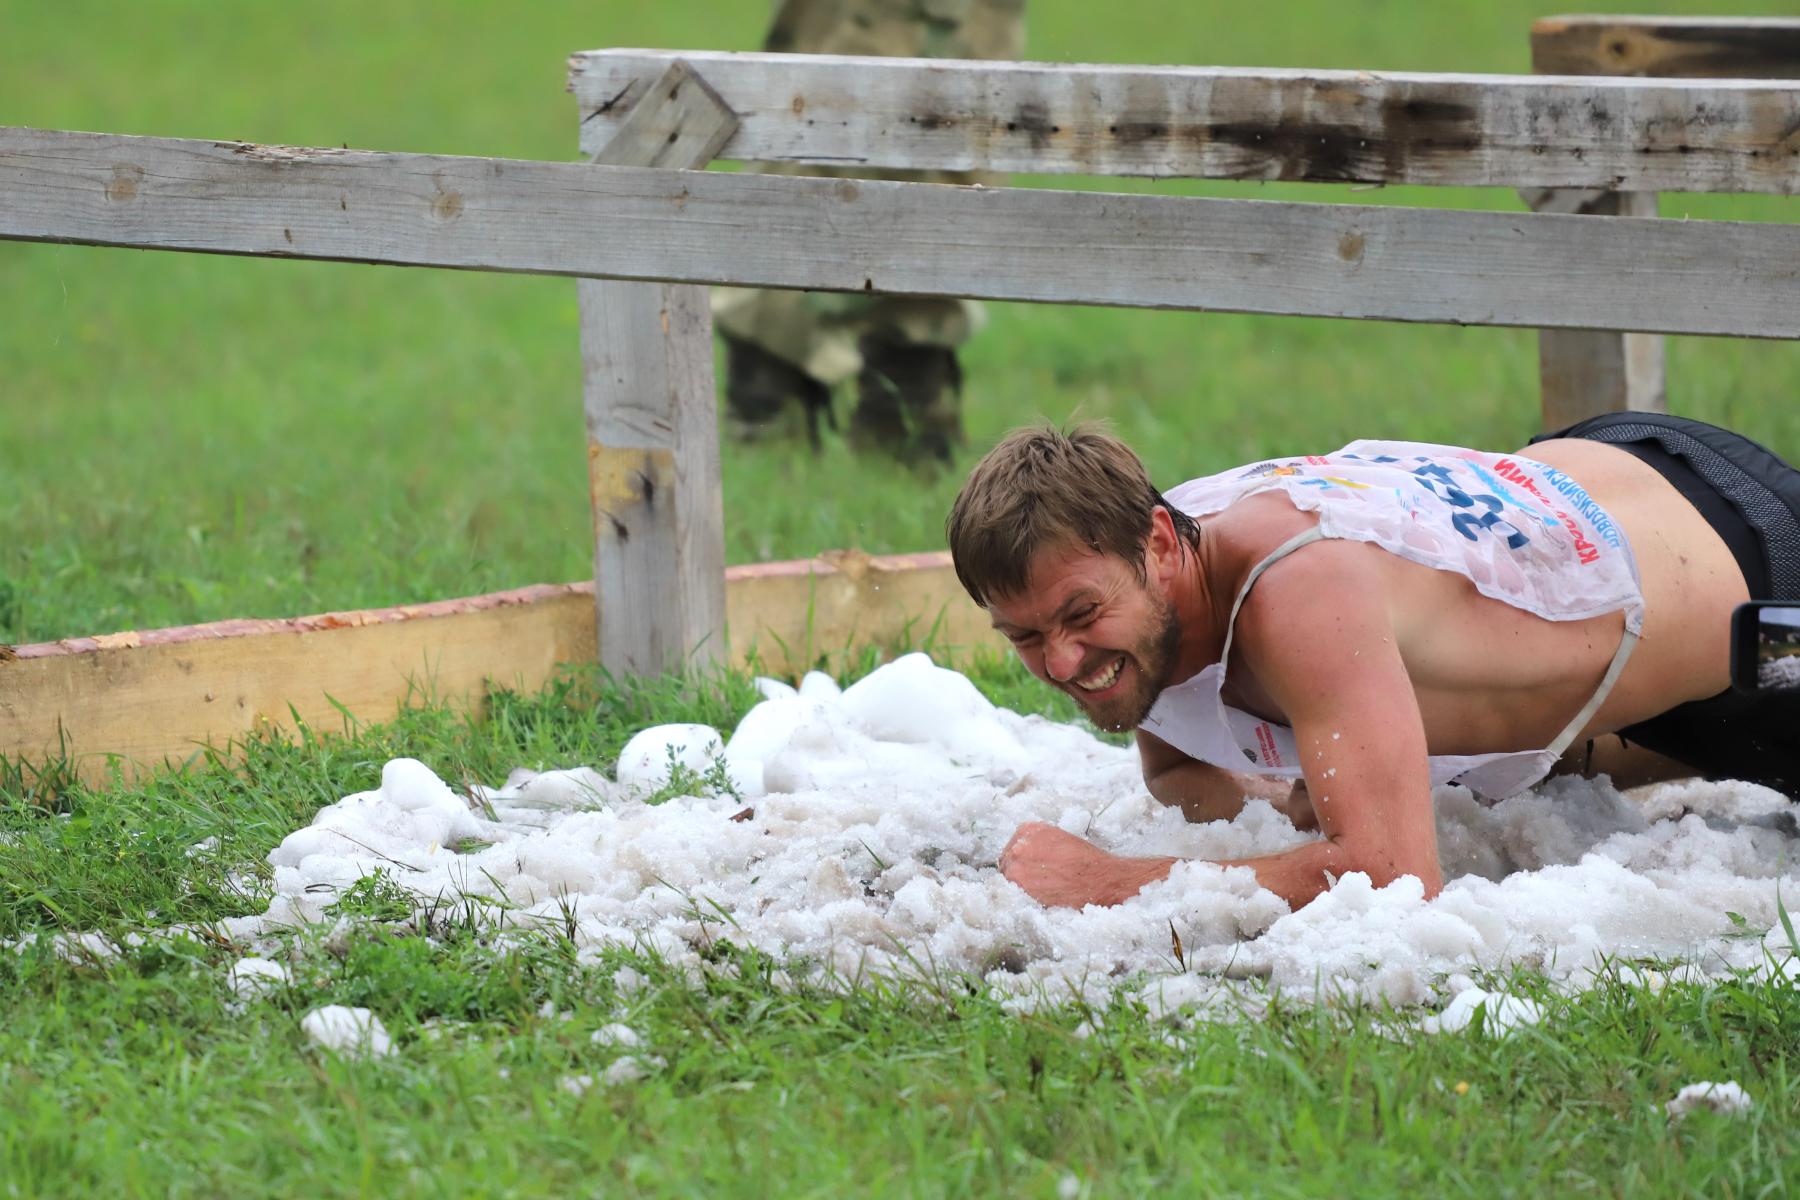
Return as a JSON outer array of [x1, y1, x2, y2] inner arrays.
[[210, 653, 1798, 1020]]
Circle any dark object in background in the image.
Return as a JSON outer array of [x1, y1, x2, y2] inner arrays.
[[849, 334, 966, 466], [714, 0, 1025, 460], [1733, 601, 1800, 694], [724, 335, 835, 450]]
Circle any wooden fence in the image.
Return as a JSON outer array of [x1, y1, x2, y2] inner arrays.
[[1, 15, 1796, 778]]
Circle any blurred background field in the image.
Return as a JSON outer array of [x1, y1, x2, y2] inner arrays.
[[2, 0, 1797, 644]]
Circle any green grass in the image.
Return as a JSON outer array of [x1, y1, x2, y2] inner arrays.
[[4, 5, 1799, 1193], [0, 657, 1794, 1197], [2, 0, 1798, 643]]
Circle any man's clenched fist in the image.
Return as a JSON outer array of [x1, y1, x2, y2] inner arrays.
[[997, 822, 1179, 909]]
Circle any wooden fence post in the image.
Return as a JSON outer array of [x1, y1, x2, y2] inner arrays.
[[1519, 185, 1665, 430], [1527, 24, 1663, 430], [578, 62, 738, 676], [1527, 15, 1800, 432]]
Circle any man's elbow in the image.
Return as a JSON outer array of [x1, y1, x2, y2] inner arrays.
[[1331, 837, 1443, 898]]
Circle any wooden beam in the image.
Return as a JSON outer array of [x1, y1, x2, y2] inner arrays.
[[568, 49, 1800, 193], [1531, 15, 1800, 79], [1521, 15, 1796, 428], [5, 128, 1799, 338], [580, 61, 735, 677], [0, 555, 1002, 784]]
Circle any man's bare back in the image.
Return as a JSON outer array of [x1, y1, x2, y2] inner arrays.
[[1205, 438, 1746, 761]]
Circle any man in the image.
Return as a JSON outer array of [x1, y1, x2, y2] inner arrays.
[[945, 415, 1800, 911], [715, 0, 1026, 463]]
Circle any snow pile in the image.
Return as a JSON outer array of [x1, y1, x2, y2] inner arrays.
[[220, 653, 1800, 1018], [1665, 1081, 1754, 1119], [301, 1005, 393, 1058]]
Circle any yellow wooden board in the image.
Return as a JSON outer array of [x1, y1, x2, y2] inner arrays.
[[0, 554, 1003, 782]]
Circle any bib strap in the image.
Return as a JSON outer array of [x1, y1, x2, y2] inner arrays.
[[1219, 521, 1634, 765], [1218, 526, 1327, 667], [1545, 627, 1640, 758]]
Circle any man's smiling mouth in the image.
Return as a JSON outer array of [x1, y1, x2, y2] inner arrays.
[[1074, 655, 1125, 692]]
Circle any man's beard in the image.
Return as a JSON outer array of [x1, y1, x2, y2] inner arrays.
[[1078, 596, 1183, 733]]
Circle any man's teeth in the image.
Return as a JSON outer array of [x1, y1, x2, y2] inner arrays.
[[1075, 656, 1123, 692]]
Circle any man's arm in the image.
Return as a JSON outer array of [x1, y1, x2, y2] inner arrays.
[[1211, 548, 1442, 905], [1137, 729, 1311, 826], [1137, 734, 1310, 827]]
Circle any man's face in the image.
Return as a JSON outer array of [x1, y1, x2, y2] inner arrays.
[[986, 541, 1183, 732]]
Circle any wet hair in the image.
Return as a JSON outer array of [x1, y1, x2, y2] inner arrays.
[[945, 423, 1200, 608]]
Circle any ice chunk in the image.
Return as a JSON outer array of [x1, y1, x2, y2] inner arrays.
[[1666, 1081, 1753, 1118], [1419, 988, 1544, 1035], [503, 767, 623, 811], [726, 696, 820, 765], [616, 724, 725, 794], [839, 653, 991, 744], [601, 1054, 665, 1086], [227, 956, 291, 1000], [301, 1006, 393, 1058], [754, 676, 798, 701], [381, 758, 463, 812]]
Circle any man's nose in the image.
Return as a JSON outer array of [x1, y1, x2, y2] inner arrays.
[[1043, 633, 1084, 683]]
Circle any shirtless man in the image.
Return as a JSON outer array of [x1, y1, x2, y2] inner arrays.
[[944, 414, 1800, 911]]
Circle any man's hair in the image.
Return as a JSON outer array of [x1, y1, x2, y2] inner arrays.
[[945, 423, 1200, 607]]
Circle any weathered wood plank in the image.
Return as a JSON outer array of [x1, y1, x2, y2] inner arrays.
[[1532, 15, 1800, 79], [0, 554, 1002, 783], [4, 128, 1799, 338], [580, 62, 735, 676], [568, 50, 1800, 193], [587, 58, 739, 169]]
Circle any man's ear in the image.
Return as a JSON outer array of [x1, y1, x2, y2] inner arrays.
[[1145, 506, 1182, 588]]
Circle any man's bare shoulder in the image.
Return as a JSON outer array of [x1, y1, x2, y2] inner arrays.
[[1202, 489, 1320, 561], [1229, 536, 1395, 663]]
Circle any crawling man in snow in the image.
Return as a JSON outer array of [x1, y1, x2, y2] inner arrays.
[[946, 416, 1800, 911]]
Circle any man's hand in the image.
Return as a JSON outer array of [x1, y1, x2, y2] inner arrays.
[[998, 822, 1177, 908]]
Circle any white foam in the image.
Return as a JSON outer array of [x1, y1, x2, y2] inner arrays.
[[217, 653, 1798, 1020]]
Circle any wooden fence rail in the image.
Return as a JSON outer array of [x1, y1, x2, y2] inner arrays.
[[569, 49, 1800, 193], [4, 127, 1797, 338]]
